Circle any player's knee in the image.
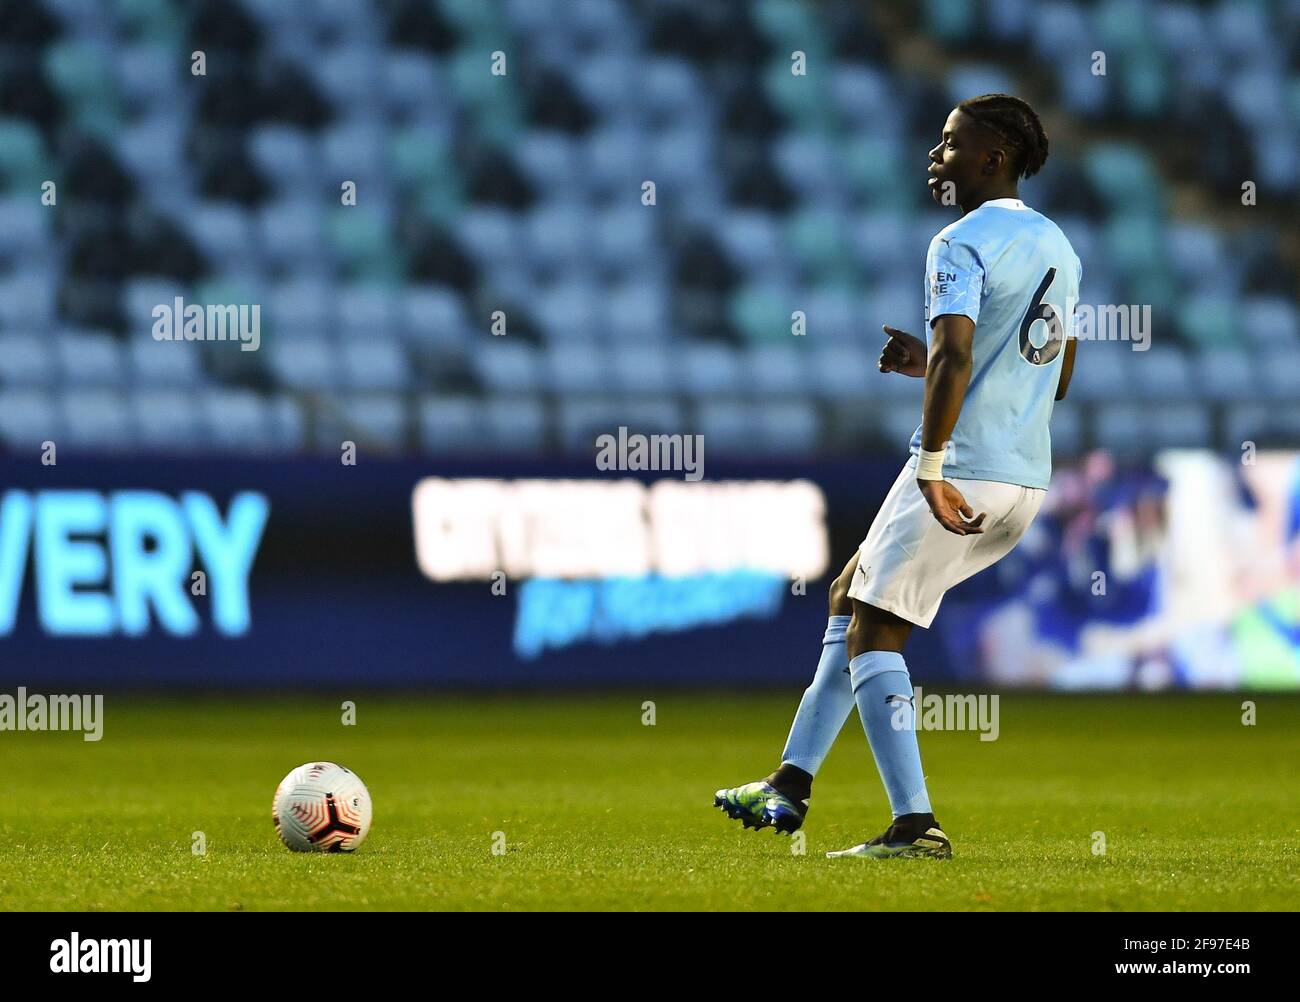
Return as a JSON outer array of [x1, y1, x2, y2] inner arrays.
[[828, 569, 853, 616]]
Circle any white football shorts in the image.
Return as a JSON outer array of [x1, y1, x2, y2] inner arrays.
[[847, 456, 1046, 628]]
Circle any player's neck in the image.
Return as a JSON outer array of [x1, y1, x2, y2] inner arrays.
[[960, 184, 1020, 215]]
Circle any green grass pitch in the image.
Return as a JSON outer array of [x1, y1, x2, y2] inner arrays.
[[0, 692, 1296, 911]]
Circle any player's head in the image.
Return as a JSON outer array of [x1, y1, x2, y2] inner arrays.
[[927, 93, 1048, 207]]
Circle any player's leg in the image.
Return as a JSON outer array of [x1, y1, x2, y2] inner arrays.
[[714, 551, 860, 834], [828, 474, 1041, 859], [827, 598, 952, 859]]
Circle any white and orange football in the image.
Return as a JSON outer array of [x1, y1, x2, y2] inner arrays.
[[272, 762, 372, 853]]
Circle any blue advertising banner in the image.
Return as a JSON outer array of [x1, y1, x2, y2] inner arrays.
[[2, 450, 1297, 691]]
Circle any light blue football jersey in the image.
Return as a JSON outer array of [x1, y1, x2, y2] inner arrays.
[[908, 197, 1081, 490]]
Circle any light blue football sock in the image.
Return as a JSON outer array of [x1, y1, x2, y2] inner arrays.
[[849, 650, 933, 818], [778, 616, 855, 776]]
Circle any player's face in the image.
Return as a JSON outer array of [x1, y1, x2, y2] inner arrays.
[[927, 109, 993, 205]]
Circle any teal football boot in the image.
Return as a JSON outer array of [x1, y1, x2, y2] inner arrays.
[[826, 813, 952, 859], [713, 781, 808, 835]]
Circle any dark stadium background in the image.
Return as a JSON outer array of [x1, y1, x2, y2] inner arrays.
[[0, 0, 1296, 694]]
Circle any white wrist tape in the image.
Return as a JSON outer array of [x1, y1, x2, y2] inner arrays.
[[915, 446, 946, 481]]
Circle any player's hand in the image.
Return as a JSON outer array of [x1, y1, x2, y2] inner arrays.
[[879, 326, 928, 377], [916, 479, 986, 535]]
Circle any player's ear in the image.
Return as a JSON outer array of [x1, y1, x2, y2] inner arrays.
[[983, 148, 1005, 176]]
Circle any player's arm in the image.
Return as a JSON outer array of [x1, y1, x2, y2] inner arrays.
[[1054, 336, 1077, 400], [878, 325, 928, 377], [916, 313, 985, 535]]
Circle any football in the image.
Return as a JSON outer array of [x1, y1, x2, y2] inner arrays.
[[272, 762, 372, 853]]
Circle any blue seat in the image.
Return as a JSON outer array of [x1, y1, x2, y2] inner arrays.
[[810, 344, 874, 400], [1067, 343, 1133, 401], [605, 278, 670, 341], [609, 345, 673, 394], [312, 45, 383, 108], [199, 390, 277, 451], [1258, 348, 1300, 401], [0, 197, 48, 258], [384, 52, 443, 118], [267, 276, 335, 337], [1135, 347, 1193, 400], [583, 124, 645, 197], [259, 200, 326, 266], [115, 114, 186, 186], [802, 287, 856, 341], [129, 336, 204, 387], [558, 397, 683, 452], [404, 286, 471, 344], [756, 400, 819, 455], [533, 279, 602, 342], [830, 65, 897, 130], [115, 43, 176, 108], [133, 390, 203, 450], [483, 396, 547, 452], [60, 390, 133, 450], [268, 337, 339, 390], [1241, 296, 1298, 348], [1048, 400, 1083, 458], [320, 120, 387, 189], [773, 133, 840, 199], [1194, 348, 1255, 401], [641, 57, 705, 119], [514, 132, 581, 193], [0, 335, 56, 386], [248, 124, 319, 193], [458, 207, 524, 267], [544, 343, 605, 393], [648, 130, 716, 197], [326, 395, 408, 451], [717, 211, 783, 275], [57, 331, 126, 386], [417, 396, 482, 453], [570, 53, 639, 116], [697, 400, 759, 454], [185, 203, 254, 266], [525, 202, 590, 272], [338, 284, 403, 341], [592, 206, 656, 275], [472, 341, 540, 393], [0, 271, 56, 329], [339, 339, 409, 390], [678, 344, 742, 397], [0, 390, 58, 450], [744, 344, 807, 395]]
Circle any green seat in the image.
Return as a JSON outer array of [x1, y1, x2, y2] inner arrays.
[[0, 119, 50, 193], [1086, 144, 1162, 214], [730, 283, 794, 343], [1178, 294, 1240, 347], [924, 0, 977, 42], [329, 207, 405, 282], [753, 0, 827, 46], [113, 0, 185, 43], [1120, 51, 1169, 117], [786, 208, 858, 284], [439, 0, 504, 35], [45, 41, 123, 139], [763, 59, 837, 133], [842, 136, 917, 209], [1102, 213, 1164, 273]]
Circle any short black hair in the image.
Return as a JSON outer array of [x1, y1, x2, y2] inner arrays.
[[956, 93, 1049, 179]]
